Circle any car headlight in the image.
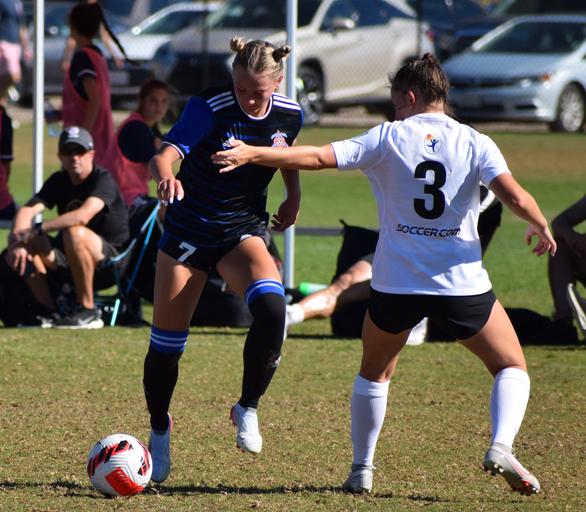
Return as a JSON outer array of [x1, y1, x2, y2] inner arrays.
[[516, 73, 552, 88]]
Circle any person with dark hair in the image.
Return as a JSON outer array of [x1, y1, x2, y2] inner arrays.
[[107, 79, 170, 208], [213, 53, 556, 497], [143, 37, 303, 483], [5, 127, 129, 328], [61, 0, 124, 72], [61, 2, 130, 167], [549, 194, 586, 337]]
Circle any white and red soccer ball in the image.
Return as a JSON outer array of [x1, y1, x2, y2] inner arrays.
[[87, 433, 152, 497]]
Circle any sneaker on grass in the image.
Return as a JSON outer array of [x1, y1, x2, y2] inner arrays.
[[230, 403, 262, 454], [483, 443, 540, 495], [53, 304, 104, 329], [149, 413, 172, 483], [342, 464, 374, 494]]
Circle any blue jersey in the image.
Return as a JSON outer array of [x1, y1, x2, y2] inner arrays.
[[162, 88, 303, 247]]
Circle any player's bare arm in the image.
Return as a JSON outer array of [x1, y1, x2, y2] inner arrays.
[[149, 144, 184, 205], [490, 173, 556, 256], [273, 168, 301, 231], [213, 140, 337, 172]]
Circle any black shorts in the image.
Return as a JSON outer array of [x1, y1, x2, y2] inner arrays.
[[368, 288, 496, 340], [158, 230, 269, 272], [50, 234, 120, 270]]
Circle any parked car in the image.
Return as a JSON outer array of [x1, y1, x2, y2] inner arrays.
[[149, 0, 434, 123], [443, 15, 586, 132], [404, 0, 489, 60], [116, 2, 220, 63], [99, 0, 186, 28], [451, 0, 586, 54]]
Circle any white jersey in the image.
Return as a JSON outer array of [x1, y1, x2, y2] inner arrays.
[[331, 113, 510, 296]]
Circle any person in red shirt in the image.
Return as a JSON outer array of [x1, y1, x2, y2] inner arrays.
[[107, 79, 170, 208]]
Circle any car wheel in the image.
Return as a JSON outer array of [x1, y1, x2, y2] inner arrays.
[[297, 66, 324, 126], [550, 84, 585, 133]]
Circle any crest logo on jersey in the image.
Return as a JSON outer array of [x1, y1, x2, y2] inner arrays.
[[424, 133, 441, 154], [222, 136, 236, 149], [271, 130, 289, 147]]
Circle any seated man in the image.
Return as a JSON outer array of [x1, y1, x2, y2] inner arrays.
[[5, 127, 129, 328], [549, 194, 586, 337]]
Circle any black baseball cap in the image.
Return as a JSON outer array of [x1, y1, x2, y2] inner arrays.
[[58, 126, 94, 153]]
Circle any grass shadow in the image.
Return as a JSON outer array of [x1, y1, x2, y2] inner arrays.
[[0, 479, 96, 498], [146, 483, 396, 498]]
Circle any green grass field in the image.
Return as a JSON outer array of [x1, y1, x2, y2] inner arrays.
[[0, 122, 585, 511]]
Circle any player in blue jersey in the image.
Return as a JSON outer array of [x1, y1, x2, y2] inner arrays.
[[143, 37, 303, 483]]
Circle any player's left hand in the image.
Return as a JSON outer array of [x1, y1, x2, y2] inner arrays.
[[525, 224, 556, 256], [272, 195, 300, 232]]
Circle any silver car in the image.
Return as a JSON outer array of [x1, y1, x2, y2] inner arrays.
[[150, 0, 434, 123], [116, 2, 220, 63], [443, 15, 586, 132]]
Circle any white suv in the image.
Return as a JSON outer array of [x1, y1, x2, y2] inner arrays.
[[151, 0, 433, 122]]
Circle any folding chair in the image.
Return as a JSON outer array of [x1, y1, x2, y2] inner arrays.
[[96, 201, 160, 326]]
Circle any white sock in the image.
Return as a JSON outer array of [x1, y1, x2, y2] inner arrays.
[[350, 374, 389, 467], [286, 303, 305, 326], [490, 367, 530, 448]]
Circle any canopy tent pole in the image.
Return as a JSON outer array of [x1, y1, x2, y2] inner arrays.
[[283, 0, 297, 289]]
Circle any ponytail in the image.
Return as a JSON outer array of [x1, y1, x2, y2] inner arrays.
[[69, 3, 135, 65]]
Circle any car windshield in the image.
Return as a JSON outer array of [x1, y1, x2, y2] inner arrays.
[[137, 10, 210, 34], [475, 21, 586, 54], [492, 0, 586, 16], [206, 0, 322, 29]]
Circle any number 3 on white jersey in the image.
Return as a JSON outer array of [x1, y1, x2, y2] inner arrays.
[[178, 241, 197, 262]]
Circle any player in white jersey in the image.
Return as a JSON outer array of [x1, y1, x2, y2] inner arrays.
[[213, 54, 556, 496]]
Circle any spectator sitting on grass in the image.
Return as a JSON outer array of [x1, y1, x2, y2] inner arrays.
[[549, 194, 586, 338]]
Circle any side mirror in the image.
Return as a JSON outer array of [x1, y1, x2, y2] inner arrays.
[[331, 17, 356, 32]]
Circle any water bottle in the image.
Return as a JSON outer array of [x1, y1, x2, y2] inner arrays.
[[44, 99, 61, 137], [298, 282, 328, 296]]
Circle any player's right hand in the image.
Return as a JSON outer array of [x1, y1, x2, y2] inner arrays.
[[525, 224, 556, 256], [157, 177, 184, 206]]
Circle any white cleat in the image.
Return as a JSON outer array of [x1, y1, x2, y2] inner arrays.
[[149, 414, 172, 483], [342, 464, 374, 494], [483, 443, 540, 495], [230, 403, 263, 454]]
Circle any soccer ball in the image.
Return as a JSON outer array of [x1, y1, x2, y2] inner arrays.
[[87, 433, 152, 497]]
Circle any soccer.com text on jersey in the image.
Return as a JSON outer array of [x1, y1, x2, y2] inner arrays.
[[396, 223, 461, 238]]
